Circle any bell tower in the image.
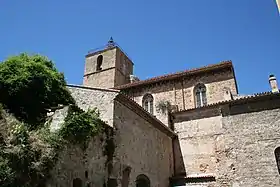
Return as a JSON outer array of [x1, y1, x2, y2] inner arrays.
[[83, 37, 134, 88]]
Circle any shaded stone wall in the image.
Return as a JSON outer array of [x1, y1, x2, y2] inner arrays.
[[47, 135, 108, 187], [113, 100, 174, 187], [115, 48, 134, 86], [45, 105, 112, 187]]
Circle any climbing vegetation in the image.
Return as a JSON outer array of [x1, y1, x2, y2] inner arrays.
[[0, 54, 111, 187]]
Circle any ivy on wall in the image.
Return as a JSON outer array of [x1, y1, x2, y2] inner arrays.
[[0, 53, 115, 187], [156, 100, 171, 114]]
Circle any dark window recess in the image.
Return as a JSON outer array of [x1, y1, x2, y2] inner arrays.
[[73, 178, 83, 187], [96, 55, 103, 71], [275, 147, 280, 174], [136, 174, 150, 187]]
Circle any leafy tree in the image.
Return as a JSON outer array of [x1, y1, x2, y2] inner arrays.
[[0, 53, 111, 186], [0, 53, 75, 128]]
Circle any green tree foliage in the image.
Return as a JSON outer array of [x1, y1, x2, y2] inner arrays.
[[0, 113, 61, 187], [0, 53, 75, 128], [0, 53, 112, 187], [60, 105, 105, 146]]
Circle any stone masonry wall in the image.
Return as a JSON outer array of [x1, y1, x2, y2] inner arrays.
[[172, 100, 280, 187], [84, 68, 116, 89], [51, 85, 174, 187], [216, 108, 280, 187], [47, 135, 108, 187], [67, 85, 119, 127], [83, 48, 117, 88], [45, 105, 110, 187], [125, 68, 237, 127], [173, 108, 223, 176], [84, 48, 117, 76], [115, 48, 134, 87], [113, 100, 174, 187]]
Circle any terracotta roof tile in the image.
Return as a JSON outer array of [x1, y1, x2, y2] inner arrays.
[[173, 90, 280, 114], [114, 60, 233, 90]]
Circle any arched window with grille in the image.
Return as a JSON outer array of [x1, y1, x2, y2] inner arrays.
[[142, 94, 154, 115], [194, 83, 207, 107], [136, 174, 150, 187], [275, 147, 280, 174]]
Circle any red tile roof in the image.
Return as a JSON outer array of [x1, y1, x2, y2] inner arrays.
[[114, 60, 233, 90], [173, 90, 280, 114]]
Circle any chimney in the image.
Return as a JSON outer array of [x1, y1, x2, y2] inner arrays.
[[269, 74, 279, 93]]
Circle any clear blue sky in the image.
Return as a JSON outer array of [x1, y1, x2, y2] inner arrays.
[[1, 0, 280, 95]]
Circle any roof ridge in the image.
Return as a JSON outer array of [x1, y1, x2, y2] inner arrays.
[[114, 60, 233, 90], [173, 90, 280, 114]]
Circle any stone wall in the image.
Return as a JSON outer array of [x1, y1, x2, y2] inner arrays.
[[113, 98, 174, 187], [173, 108, 222, 176], [216, 107, 280, 187], [48, 85, 175, 187], [47, 134, 108, 187], [84, 68, 116, 89], [83, 48, 117, 88], [67, 85, 119, 127], [84, 48, 117, 76], [124, 68, 237, 127], [83, 47, 134, 88], [45, 105, 112, 187], [172, 95, 280, 187], [115, 48, 134, 87]]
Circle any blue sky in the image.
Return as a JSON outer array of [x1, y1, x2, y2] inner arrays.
[[0, 0, 279, 95]]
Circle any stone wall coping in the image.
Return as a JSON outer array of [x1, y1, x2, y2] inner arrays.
[[172, 91, 280, 115], [67, 84, 120, 93], [115, 94, 177, 138], [114, 60, 233, 90], [85, 45, 117, 58], [171, 173, 215, 179]]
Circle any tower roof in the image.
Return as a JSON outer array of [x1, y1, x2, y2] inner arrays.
[[86, 37, 118, 57]]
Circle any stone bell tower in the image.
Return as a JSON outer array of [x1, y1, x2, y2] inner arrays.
[[83, 37, 134, 89]]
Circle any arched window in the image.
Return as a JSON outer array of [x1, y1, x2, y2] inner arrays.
[[136, 174, 150, 187], [275, 147, 280, 174], [194, 83, 207, 107], [73, 178, 83, 187], [142, 94, 154, 115], [96, 55, 103, 71]]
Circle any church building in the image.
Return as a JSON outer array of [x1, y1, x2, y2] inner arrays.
[[47, 38, 280, 187]]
